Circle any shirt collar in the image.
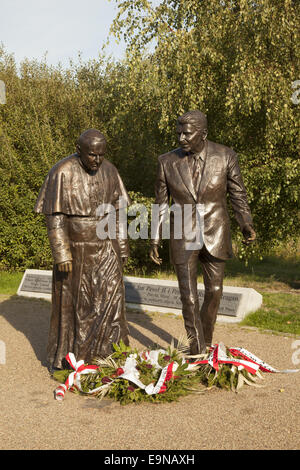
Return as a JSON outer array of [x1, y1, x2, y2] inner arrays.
[[189, 141, 207, 161]]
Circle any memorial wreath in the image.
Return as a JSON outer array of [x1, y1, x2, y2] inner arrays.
[[52, 339, 299, 404]]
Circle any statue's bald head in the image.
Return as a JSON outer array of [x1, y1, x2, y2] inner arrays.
[[77, 129, 106, 149]]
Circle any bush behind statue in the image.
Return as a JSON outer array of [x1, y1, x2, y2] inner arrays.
[[0, 0, 299, 272]]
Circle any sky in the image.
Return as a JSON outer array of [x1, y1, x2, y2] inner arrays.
[[0, 0, 127, 67]]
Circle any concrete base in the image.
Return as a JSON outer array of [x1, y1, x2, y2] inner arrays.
[[17, 270, 262, 323]]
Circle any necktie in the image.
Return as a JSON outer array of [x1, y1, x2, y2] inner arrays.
[[192, 154, 203, 193]]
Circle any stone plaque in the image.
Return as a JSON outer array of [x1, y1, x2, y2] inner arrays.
[[19, 272, 52, 294], [124, 282, 182, 309], [124, 278, 242, 317], [17, 269, 52, 299], [123, 276, 262, 322], [17, 270, 262, 322]]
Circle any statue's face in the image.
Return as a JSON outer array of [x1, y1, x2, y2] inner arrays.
[[78, 139, 106, 172], [176, 122, 207, 154]]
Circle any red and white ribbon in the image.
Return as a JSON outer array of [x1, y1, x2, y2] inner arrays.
[[55, 343, 299, 401], [118, 354, 148, 390], [228, 346, 300, 373], [187, 343, 260, 374], [188, 343, 299, 374], [55, 352, 99, 401], [140, 349, 166, 368], [145, 362, 178, 395], [118, 352, 178, 395]]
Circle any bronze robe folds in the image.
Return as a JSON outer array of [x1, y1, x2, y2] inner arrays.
[[35, 154, 131, 368]]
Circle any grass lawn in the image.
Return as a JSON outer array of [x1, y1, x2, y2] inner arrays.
[[0, 271, 24, 295], [240, 292, 300, 335], [0, 253, 299, 336], [145, 254, 300, 292]]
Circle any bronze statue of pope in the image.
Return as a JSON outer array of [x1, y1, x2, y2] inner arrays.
[[35, 129, 131, 370]]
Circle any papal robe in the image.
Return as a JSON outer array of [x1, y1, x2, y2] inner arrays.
[[34, 153, 131, 368]]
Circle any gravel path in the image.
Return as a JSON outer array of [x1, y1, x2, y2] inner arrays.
[[0, 294, 299, 451]]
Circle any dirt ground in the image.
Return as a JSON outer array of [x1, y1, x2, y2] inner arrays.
[[0, 294, 299, 451]]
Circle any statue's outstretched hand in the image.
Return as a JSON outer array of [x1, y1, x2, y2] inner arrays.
[[57, 261, 72, 272], [242, 224, 256, 246], [149, 244, 162, 265]]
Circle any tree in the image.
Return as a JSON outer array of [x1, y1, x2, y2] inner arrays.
[[0, 47, 165, 269], [0, 48, 108, 269], [110, 0, 300, 257], [0, 0, 299, 270]]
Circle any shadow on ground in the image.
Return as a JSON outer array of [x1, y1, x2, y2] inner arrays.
[[0, 295, 50, 366], [126, 310, 177, 350], [0, 295, 177, 366]]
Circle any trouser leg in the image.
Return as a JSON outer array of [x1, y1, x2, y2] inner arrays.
[[174, 252, 206, 354], [199, 247, 225, 347]]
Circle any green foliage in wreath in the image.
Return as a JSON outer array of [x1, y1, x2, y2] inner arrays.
[[52, 340, 263, 405]]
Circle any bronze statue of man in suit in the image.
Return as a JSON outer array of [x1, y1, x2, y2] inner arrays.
[[150, 110, 256, 354]]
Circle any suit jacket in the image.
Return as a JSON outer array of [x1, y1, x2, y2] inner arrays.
[[153, 139, 253, 264]]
